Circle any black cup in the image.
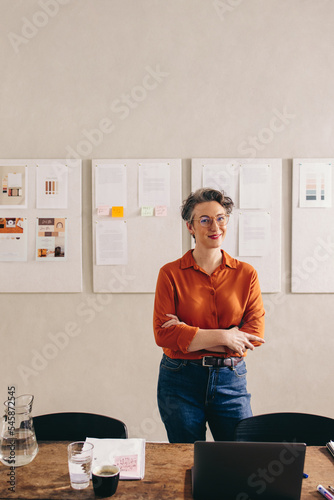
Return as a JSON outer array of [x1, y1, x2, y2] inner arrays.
[[92, 465, 120, 498]]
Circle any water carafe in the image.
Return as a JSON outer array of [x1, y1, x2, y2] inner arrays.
[[0, 394, 38, 466]]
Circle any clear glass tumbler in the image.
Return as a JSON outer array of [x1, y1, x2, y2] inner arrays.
[[67, 441, 94, 490]]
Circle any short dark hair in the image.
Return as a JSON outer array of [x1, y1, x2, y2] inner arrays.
[[181, 188, 234, 223]]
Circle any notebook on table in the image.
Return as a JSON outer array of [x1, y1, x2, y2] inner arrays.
[[192, 441, 306, 500], [86, 438, 145, 480]]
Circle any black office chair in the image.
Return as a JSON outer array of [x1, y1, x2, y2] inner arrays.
[[234, 412, 334, 445], [33, 412, 128, 441]]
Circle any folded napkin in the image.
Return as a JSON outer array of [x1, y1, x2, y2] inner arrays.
[[86, 438, 145, 480]]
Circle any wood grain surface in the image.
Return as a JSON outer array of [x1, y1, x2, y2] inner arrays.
[[0, 442, 332, 499]]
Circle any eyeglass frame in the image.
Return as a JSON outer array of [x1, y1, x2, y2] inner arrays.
[[190, 214, 230, 227]]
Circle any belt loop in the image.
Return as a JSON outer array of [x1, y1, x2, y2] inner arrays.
[[229, 357, 235, 371]]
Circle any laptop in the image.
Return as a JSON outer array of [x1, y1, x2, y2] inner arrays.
[[192, 441, 306, 500]]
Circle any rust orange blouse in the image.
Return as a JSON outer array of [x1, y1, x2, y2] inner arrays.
[[153, 250, 265, 359]]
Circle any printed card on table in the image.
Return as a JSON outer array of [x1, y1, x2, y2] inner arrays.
[[86, 438, 146, 480], [114, 455, 138, 479]]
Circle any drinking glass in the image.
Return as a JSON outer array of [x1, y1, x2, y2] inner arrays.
[[67, 441, 94, 490]]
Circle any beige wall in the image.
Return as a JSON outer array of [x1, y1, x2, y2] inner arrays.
[[1, 0, 334, 440]]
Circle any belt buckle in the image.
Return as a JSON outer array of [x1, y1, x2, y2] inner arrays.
[[202, 356, 213, 367], [227, 357, 239, 370]]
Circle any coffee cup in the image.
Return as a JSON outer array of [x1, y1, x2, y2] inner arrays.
[[92, 465, 120, 497]]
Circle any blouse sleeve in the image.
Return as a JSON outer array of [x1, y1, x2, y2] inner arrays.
[[153, 267, 199, 354], [239, 269, 265, 345]]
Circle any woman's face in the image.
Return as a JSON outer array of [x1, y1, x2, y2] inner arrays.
[[186, 201, 228, 250]]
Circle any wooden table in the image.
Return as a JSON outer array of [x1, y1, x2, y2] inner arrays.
[[0, 442, 333, 499]]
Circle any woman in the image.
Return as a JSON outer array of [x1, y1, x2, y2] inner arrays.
[[153, 188, 265, 443]]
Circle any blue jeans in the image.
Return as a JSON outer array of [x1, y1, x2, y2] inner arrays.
[[157, 354, 252, 443]]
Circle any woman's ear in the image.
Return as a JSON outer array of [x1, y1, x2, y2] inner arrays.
[[186, 221, 194, 236]]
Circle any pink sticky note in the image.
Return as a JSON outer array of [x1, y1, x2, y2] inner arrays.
[[155, 205, 167, 216], [114, 454, 138, 474], [97, 205, 110, 216]]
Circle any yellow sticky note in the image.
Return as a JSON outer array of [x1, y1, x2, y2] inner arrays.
[[112, 206, 124, 218], [155, 205, 167, 216], [141, 206, 154, 216]]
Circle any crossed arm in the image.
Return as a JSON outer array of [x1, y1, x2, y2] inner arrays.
[[161, 314, 265, 357]]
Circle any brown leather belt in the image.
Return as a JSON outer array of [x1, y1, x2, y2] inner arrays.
[[189, 356, 243, 368]]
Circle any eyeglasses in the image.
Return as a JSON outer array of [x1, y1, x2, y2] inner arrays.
[[191, 215, 230, 227]]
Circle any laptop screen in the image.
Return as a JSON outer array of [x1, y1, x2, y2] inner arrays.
[[192, 441, 306, 500]]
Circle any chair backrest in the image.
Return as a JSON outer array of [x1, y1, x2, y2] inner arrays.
[[33, 412, 128, 441], [234, 412, 334, 446]]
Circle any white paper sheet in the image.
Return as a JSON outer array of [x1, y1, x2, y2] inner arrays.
[[220, 212, 236, 256], [7, 173, 22, 188], [95, 164, 127, 208], [138, 163, 170, 207], [36, 217, 67, 260], [0, 217, 27, 261], [202, 164, 235, 196], [87, 438, 145, 480], [96, 220, 127, 265], [36, 164, 68, 209], [299, 163, 332, 208], [238, 211, 271, 256], [0, 165, 28, 208], [239, 164, 272, 209]]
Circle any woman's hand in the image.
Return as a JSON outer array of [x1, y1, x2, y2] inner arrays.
[[161, 313, 184, 328], [222, 327, 265, 356]]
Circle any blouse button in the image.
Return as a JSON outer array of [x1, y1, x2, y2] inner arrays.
[[210, 290, 215, 295]]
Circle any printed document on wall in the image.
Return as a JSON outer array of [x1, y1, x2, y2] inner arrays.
[[0, 165, 28, 208], [202, 164, 235, 197], [96, 220, 128, 265], [239, 165, 272, 209], [95, 164, 127, 208], [299, 163, 332, 208], [36, 217, 67, 260], [220, 212, 236, 257], [238, 211, 271, 256], [0, 217, 27, 261], [138, 163, 170, 207], [36, 164, 68, 209]]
